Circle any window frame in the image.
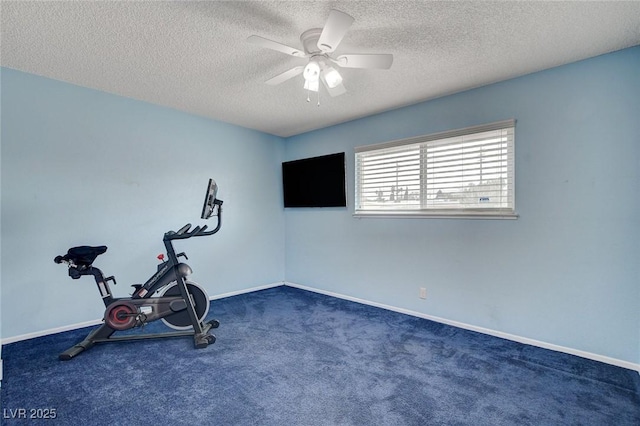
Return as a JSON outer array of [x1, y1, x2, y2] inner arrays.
[[354, 120, 518, 219]]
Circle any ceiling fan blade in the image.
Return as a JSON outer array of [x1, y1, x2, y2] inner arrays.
[[335, 54, 394, 69], [247, 35, 306, 57], [321, 78, 347, 97], [317, 9, 354, 53], [265, 66, 304, 85]]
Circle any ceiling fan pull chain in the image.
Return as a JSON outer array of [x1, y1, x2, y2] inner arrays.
[[317, 90, 320, 107], [306, 90, 311, 103]]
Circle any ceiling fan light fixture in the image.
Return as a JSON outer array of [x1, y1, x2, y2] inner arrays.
[[303, 78, 319, 92], [303, 60, 320, 82], [323, 67, 343, 89]]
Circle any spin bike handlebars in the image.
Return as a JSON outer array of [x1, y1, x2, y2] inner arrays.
[[164, 200, 223, 242]]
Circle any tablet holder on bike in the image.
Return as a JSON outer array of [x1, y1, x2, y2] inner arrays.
[[54, 179, 224, 360]]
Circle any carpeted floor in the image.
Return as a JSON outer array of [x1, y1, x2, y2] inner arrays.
[[2, 286, 639, 425]]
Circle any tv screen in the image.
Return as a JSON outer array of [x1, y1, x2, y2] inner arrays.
[[282, 152, 347, 208]]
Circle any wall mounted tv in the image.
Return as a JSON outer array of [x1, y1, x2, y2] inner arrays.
[[282, 152, 347, 208]]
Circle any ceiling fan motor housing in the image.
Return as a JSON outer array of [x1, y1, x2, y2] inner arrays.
[[300, 28, 324, 54]]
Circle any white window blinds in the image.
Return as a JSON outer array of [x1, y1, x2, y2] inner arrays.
[[355, 120, 516, 218]]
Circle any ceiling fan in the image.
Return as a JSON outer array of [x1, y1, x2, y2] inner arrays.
[[247, 9, 393, 101]]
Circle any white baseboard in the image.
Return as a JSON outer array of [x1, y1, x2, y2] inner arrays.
[[284, 281, 640, 373], [1, 319, 103, 345], [0, 282, 286, 346], [209, 281, 284, 301], [2, 280, 639, 375]]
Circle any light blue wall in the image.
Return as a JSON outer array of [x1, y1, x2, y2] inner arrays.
[[1, 68, 285, 339], [2, 47, 639, 366], [284, 47, 640, 365], [0, 73, 3, 373]]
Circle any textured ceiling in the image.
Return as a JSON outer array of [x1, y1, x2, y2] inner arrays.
[[2, 1, 639, 137]]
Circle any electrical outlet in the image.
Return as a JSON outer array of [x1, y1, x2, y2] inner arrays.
[[419, 287, 427, 299]]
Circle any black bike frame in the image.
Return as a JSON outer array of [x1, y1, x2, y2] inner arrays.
[[57, 199, 223, 360]]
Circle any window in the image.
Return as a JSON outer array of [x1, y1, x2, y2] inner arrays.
[[354, 120, 516, 218]]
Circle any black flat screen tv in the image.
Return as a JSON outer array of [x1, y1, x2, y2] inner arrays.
[[282, 152, 347, 208]]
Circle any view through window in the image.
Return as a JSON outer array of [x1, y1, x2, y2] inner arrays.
[[355, 120, 516, 218]]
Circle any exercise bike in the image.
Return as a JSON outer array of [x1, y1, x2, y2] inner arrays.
[[54, 179, 223, 361]]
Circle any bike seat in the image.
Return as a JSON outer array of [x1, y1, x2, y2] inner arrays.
[[60, 246, 107, 266]]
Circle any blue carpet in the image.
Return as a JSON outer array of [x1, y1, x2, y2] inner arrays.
[[2, 286, 639, 425]]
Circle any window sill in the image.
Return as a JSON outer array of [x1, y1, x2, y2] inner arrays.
[[353, 211, 519, 220]]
